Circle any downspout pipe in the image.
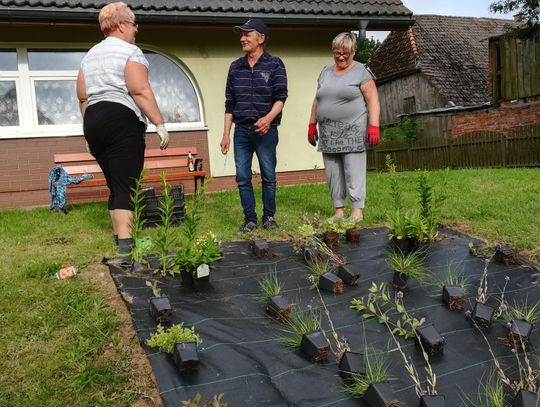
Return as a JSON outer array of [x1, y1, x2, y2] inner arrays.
[[357, 20, 368, 47]]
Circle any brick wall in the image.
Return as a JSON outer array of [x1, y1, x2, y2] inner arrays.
[[451, 98, 540, 138], [0, 131, 327, 210]]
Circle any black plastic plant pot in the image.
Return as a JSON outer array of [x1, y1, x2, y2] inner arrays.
[[345, 228, 361, 244], [512, 389, 540, 407], [299, 331, 331, 362], [338, 351, 365, 382], [303, 246, 324, 265], [251, 239, 270, 259], [471, 301, 495, 331], [442, 285, 464, 311], [337, 264, 361, 286], [148, 296, 172, 324], [419, 394, 447, 407], [317, 272, 344, 294], [508, 319, 533, 348], [391, 236, 419, 253], [363, 382, 401, 407], [495, 245, 519, 265], [321, 231, 339, 250], [172, 342, 199, 374], [416, 324, 445, 356], [265, 295, 292, 321], [180, 270, 210, 288], [392, 272, 409, 291]]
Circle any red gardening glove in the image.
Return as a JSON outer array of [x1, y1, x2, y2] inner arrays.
[[308, 123, 318, 146], [367, 125, 380, 147]]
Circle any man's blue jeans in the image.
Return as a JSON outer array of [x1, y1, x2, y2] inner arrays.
[[233, 125, 278, 223]]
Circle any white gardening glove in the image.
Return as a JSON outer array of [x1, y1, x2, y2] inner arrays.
[[157, 124, 169, 150]]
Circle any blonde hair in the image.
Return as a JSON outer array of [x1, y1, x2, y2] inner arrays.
[[332, 32, 357, 54], [98, 2, 135, 35]]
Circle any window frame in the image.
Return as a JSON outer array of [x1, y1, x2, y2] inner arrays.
[[0, 45, 206, 139]]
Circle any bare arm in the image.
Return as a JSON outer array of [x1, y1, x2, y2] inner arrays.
[[220, 113, 233, 154], [125, 61, 164, 126], [309, 97, 318, 124], [360, 79, 380, 126], [76, 70, 87, 116]]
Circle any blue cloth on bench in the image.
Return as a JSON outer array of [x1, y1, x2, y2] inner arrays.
[[48, 165, 92, 211]]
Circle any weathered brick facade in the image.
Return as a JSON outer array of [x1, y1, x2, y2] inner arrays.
[[451, 98, 540, 138]]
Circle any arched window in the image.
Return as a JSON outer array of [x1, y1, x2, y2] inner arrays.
[[0, 47, 204, 139]]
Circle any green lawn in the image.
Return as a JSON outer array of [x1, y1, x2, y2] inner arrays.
[[0, 167, 538, 406]]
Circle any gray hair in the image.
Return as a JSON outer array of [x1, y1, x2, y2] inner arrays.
[[331, 32, 357, 53]]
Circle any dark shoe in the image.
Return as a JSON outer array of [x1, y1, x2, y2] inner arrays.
[[262, 217, 280, 231], [238, 221, 258, 233]]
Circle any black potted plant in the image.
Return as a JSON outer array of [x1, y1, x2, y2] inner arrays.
[[469, 258, 495, 331], [494, 244, 519, 265], [251, 239, 271, 259], [337, 263, 361, 286], [427, 261, 468, 311], [342, 350, 391, 399], [307, 256, 344, 294], [415, 324, 445, 357], [146, 281, 172, 325], [176, 232, 222, 288], [147, 323, 202, 374], [503, 298, 540, 349], [388, 249, 426, 291], [363, 382, 401, 406], [512, 389, 540, 407], [255, 272, 292, 320], [277, 311, 330, 362]]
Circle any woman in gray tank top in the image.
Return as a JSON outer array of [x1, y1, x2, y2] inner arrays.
[[307, 32, 381, 223]]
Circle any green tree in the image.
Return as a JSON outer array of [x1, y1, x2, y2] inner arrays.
[[489, 0, 539, 27], [355, 36, 381, 63]]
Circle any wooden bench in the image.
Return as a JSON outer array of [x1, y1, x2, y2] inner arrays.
[[54, 147, 206, 193]]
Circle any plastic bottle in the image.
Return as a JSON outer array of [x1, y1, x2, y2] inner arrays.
[[187, 152, 195, 172], [50, 265, 78, 280]]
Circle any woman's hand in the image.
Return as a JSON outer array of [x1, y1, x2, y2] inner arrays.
[[367, 125, 380, 147]]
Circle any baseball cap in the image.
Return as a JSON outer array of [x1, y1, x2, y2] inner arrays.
[[234, 19, 269, 37]]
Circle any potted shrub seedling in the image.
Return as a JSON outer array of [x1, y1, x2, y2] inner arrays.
[[470, 257, 496, 331], [503, 297, 540, 349], [146, 280, 172, 325], [255, 272, 292, 320], [388, 249, 426, 291], [276, 311, 330, 362], [416, 169, 449, 243], [150, 173, 180, 277], [147, 323, 202, 374], [307, 256, 344, 294], [176, 232, 222, 288], [373, 292, 446, 406]]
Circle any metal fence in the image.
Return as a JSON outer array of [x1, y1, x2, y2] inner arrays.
[[367, 124, 540, 171]]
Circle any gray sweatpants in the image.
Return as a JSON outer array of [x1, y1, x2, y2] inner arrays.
[[322, 152, 367, 209]]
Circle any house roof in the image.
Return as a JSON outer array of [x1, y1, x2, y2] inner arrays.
[[368, 14, 516, 106], [0, 0, 413, 29]]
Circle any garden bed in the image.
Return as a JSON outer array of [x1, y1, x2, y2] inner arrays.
[[108, 227, 540, 406]]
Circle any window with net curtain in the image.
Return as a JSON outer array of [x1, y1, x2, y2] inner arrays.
[[0, 49, 201, 129]]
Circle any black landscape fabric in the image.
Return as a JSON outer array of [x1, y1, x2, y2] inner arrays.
[[109, 227, 540, 406]]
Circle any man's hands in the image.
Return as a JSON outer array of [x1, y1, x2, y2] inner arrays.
[[367, 125, 380, 147], [254, 116, 272, 135], [157, 124, 169, 150], [220, 135, 230, 155], [307, 123, 318, 146]]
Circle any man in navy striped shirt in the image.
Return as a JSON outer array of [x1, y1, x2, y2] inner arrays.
[[220, 19, 288, 233]]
